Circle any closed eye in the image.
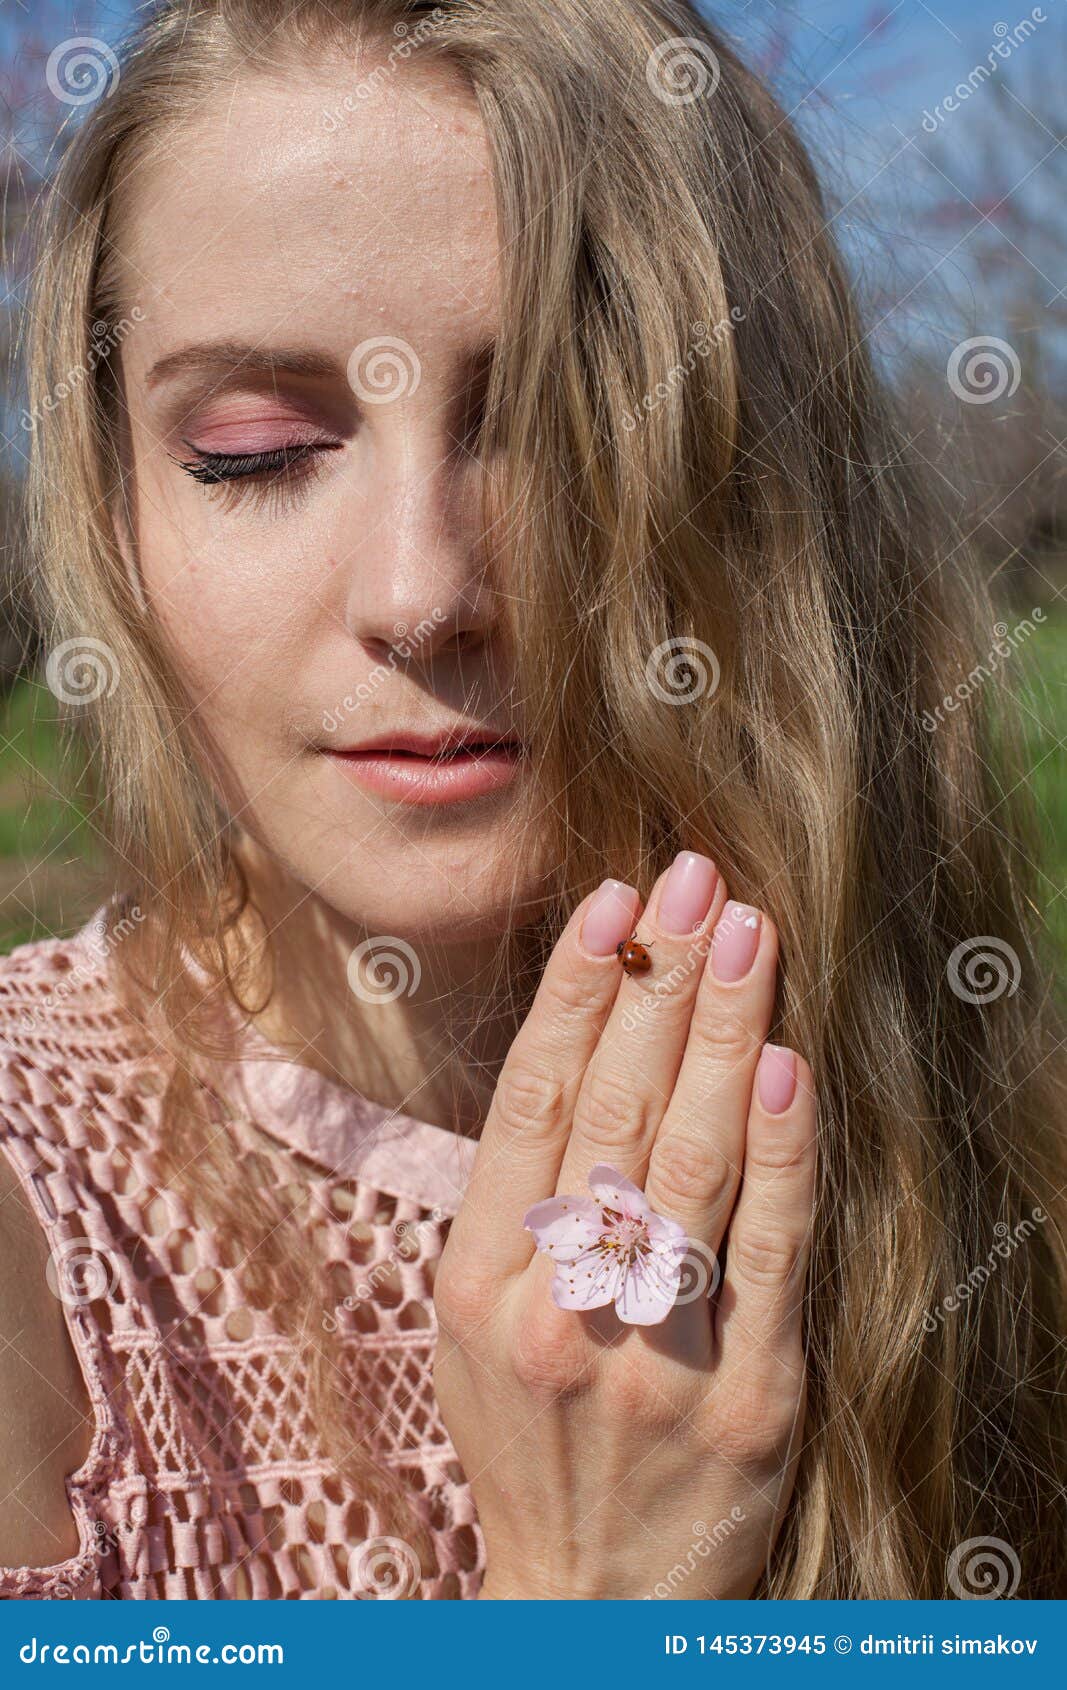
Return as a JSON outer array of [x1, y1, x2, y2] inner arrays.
[[169, 441, 341, 513]]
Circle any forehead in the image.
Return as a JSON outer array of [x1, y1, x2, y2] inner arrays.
[[115, 55, 499, 360]]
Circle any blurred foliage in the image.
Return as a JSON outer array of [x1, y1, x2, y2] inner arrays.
[[0, 675, 114, 952], [1015, 606, 1067, 968]]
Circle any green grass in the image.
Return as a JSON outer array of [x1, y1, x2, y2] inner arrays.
[[1015, 605, 1067, 963], [1, 613, 1064, 960], [0, 677, 113, 954]]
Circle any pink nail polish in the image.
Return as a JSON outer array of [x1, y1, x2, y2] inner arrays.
[[658, 851, 717, 935], [581, 879, 638, 956], [711, 903, 762, 982], [757, 1044, 797, 1114]]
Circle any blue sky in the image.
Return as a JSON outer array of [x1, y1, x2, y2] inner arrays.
[[2, 0, 1055, 150], [713, 0, 1055, 134]]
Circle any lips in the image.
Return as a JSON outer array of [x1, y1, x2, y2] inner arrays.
[[343, 728, 520, 758], [321, 725, 525, 806]]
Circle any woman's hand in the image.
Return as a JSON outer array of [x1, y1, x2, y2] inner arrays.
[[433, 852, 816, 1600]]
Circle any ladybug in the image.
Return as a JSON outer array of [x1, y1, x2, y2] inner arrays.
[[616, 930, 654, 977]]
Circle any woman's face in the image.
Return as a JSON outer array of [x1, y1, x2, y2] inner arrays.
[[116, 53, 539, 944]]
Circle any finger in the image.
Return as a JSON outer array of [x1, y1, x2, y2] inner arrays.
[[447, 877, 640, 1277], [643, 898, 779, 1247], [715, 1046, 817, 1370], [555, 851, 722, 1198]]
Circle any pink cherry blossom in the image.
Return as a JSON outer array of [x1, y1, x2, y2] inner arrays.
[[523, 1163, 689, 1325]]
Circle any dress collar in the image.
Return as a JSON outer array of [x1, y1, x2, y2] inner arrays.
[[76, 905, 479, 1217], [217, 1017, 478, 1218]]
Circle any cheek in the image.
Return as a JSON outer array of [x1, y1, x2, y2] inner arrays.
[[138, 501, 320, 708], [144, 541, 304, 811], [152, 559, 241, 673]]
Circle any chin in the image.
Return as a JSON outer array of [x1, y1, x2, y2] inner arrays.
[[243, 779, 550, 944], [295, 847, 541, 947]]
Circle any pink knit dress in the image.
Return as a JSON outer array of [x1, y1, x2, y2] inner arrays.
[[0, 905, 486, 1599]]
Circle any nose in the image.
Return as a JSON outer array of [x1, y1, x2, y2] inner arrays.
[[340, 429, 493, 667]]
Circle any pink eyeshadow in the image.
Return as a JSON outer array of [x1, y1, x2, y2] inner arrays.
[[184, 414, 334, 454]]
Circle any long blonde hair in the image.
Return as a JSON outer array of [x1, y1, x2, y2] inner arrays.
[[21, 0, 1067, 1596]]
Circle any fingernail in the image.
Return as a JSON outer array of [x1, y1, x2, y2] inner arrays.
[[711, 902, 762, 982], [658, 851, 718, 935], [581, 879, 638, 956], [757, 1044, 797, 1114]]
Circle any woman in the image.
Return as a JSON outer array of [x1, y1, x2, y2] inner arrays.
[[0, 0, 1063, 1600]]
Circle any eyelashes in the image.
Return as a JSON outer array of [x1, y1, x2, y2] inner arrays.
[[170, 442, 339, 514]]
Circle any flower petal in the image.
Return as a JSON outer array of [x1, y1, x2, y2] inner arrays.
[[614, 1243, 685, 1325], [587, 1163, 652, 1219], [523, 1196, 602, 1261], [646, 1211, 688, 1246], [551, 1251, 624, 1311]]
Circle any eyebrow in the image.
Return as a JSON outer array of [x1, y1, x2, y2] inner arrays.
[[145, 339, 345, 388]]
